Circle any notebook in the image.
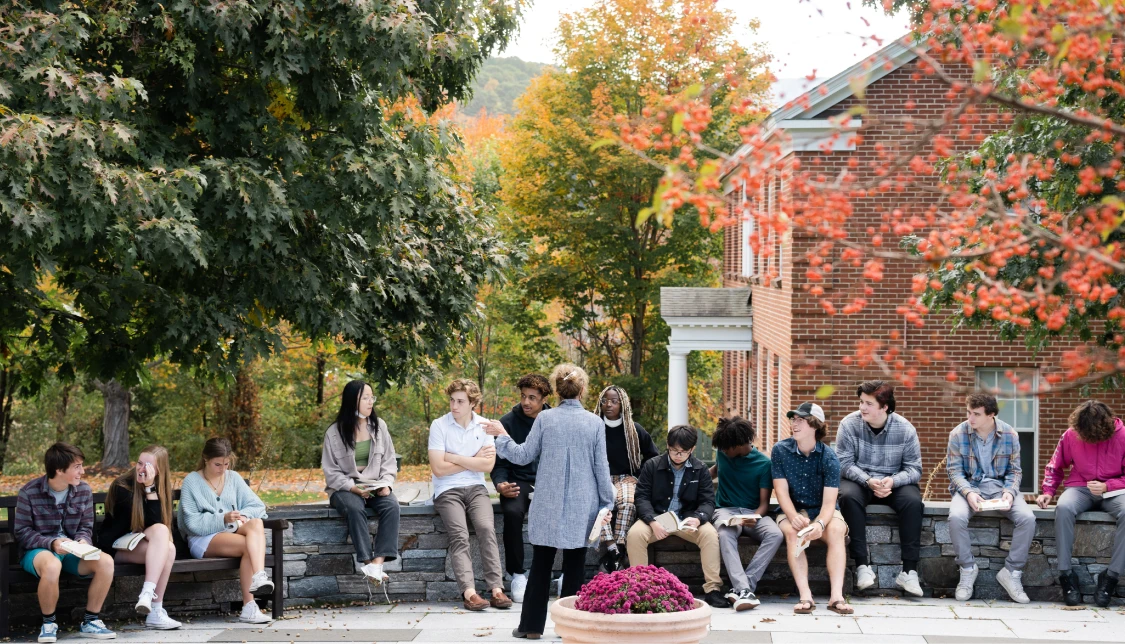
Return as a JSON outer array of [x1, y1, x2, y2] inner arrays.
[[61, 541, 102, 561]]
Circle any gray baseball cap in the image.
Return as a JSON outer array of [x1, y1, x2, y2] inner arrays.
[[786, 402, 826, 423]]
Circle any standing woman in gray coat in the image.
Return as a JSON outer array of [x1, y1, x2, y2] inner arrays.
[[485, 363, 615, 639]]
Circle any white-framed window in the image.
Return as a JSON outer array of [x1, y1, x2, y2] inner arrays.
[[976, 368, 1039, 494], [740, 184, 756, 278], [776, 355, 784, 444]]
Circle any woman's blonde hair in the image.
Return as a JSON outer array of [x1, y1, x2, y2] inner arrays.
[[550, 363, 589, 400], [105, 445, 174, 533]]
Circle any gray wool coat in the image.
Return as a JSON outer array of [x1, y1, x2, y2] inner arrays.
[[495, 398, 615, 550]]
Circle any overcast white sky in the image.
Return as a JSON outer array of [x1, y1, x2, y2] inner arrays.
[[499, 1, 911, 101]]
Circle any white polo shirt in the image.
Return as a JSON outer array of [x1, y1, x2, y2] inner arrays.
[[428, 412, 495, 499]]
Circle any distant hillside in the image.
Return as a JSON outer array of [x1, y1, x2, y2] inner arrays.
[[463, 56, 548, 116]]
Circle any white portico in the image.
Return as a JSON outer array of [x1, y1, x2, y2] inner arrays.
[[660, 287, 753, 428]]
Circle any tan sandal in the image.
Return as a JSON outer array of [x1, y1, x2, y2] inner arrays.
[[793, 599, 816, 614], [827, 600, 854, 615]]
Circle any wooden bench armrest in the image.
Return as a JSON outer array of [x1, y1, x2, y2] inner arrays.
[[262, 519, 289, 531], [0, 534, 13, 547]]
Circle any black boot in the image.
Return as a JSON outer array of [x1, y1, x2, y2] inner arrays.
[[1095, 572, 1119, 608], [1060, 570, 1082, 606], [598, 548, 620, 573]]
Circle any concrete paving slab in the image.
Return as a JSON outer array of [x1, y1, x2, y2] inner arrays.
[[856, 616, 1015, 637], [709, 612, 861, 633], [1002, 619, 1125, 641], [774, 635, 926, 644], [413, 611, 523, 629], [207, 629, 420, 642], [701, 631, 772, 643], [953, 605, 1107, 622]]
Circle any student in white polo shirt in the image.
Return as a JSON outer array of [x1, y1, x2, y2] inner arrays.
[[429, 379, 512, 611]]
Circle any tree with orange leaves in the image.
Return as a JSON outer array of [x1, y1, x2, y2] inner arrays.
[[616, 0, 1125, 393], [501, 0, 770, 426]]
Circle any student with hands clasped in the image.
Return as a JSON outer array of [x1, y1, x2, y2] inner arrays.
[[772, 403, 852, 616], [178, 438, 274, 624], [99, 445, 182, 629], [15, 443, 116, 642], [323, 379, 400, 586]]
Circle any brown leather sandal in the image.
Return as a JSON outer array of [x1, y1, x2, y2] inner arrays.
[[793, 599, 816, 614], [827, 600, 854, 615]]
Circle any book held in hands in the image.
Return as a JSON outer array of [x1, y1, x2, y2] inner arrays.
[[357, 478, 392, 493], [714, 513, 760, 528], [977, 497, 1012, 512], [60, 541, 101, 561], [653, 511, 698, 534], [588, 507, 612, 544], [111, 532, 146, 551], [795, 525, 816, 552]]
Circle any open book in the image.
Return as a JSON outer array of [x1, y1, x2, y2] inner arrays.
[[795, 525, 817, 552], [714, 513, 760, 528], [111, 532, 146, 551], [1104, 488, 1125, 499], [653, 511, 698, 534], [588, 508, 612, 545], [61, 541, 101, 561], [978, 497, 1012, 511]]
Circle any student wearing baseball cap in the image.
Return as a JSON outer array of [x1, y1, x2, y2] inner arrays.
[[771, 402, 852, 615]]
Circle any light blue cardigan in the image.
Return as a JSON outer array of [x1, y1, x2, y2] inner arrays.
[[178, 470, 268, 538]]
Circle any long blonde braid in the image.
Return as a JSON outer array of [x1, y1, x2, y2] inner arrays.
[[594, 385, 643, 473]]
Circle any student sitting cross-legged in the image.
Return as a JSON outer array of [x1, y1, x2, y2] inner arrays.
[[98, 445, 182, 630], [178, 438, 274, 624], [946, 393, 1035, 603], [15, 442, 116, 642], [708, 416, 784, 611], [627, 424, 728, 609], [772, 403, 853, 615]]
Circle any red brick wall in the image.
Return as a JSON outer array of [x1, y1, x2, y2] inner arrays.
[[723, 59, 1125, 497]]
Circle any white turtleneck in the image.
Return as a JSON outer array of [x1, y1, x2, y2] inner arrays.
[[604, 417, 623, 428]]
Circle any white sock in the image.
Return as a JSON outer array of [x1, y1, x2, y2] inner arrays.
[[141, 581, 157, 595]]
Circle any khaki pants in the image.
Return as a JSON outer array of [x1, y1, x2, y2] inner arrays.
[[626, 520, 723, 593], [433, 485, 502, 595]]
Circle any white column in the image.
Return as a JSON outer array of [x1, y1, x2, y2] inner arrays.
[[667, 347, 689, 428]]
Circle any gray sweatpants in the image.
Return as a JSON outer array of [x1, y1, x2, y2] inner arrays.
[[948, 492, 1036, 571], [1055, 487, 1125, 575], [713, 507, 784, 592]]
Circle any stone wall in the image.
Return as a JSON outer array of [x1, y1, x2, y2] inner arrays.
[[21, 501, 1123, 625]]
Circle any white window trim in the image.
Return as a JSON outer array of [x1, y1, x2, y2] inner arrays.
[[740, 185, 755, 279], [776, 356, 784, 444], [975, 368, 1039, 494]]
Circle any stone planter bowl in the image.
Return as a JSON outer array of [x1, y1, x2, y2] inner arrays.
[[549, 596, 712, 644]]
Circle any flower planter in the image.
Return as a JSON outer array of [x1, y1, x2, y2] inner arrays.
[[549, 595, 712, 644]]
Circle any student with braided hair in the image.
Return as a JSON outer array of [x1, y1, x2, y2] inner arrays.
[[593, 385, 659, 572]]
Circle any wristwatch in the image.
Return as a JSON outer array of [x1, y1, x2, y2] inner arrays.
[[815, 519, 826, 531]]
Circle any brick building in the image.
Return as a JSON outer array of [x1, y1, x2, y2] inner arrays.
[[662, 41, 1125, 499]]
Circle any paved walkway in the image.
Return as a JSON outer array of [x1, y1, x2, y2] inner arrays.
[[13, 596, 1125, 643]]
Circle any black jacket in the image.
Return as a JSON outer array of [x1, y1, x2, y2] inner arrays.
[[634, 453, 715, 525], [491, 403, 549, 485], [97, 485, 165, 553]]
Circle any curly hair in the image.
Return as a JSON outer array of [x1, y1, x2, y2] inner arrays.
[[516, 374, 552, 398], [445, 378, 482, 406], [1069, 400, 1118, 444], [712, 416, 755, 451]]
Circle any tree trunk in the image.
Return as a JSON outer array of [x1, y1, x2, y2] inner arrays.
[[218, 367, 262, 465], [55, 382, 72, 442], [630, 302, 647, 377], [315, 352, 326, 406], [0, 365, 14, 473], [97, 379, 131, 469]]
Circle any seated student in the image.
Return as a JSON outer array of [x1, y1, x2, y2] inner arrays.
[[1037, 400, 1125, 607], [178, 437, 274, 624], [15, 442, 116, 643], [323, 380, 400, 584], [772, 403, 852, 615], [709, 416, 784, 611], [429, 379, 512, 611], [946, 393, 1035, 603], [593, 385, 659, 572], [491, 374, 551, 603], [98, 444, 182, 629], [835, 381, 925, 596], [627, 424, 727, 609]]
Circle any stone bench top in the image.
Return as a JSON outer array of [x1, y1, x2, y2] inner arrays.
[[268, 500, 1117, 524]]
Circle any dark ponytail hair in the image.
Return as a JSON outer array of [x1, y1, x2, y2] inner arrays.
[[335, 379, 378, 451]]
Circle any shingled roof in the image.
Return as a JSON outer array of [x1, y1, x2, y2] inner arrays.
[[660, 287, 751, 318]]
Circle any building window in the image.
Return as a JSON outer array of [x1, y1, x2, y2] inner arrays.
[[740, 185, 756, 279], [976, 368, 1038, 494], [776, 355, 784, 445]]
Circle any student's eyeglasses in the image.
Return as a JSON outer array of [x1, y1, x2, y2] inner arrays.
[[669, 448, 693, 457], [360, 395, 376, 403]]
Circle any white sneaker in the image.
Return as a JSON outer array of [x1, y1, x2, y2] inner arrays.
[[555, 574, 563, 596], [239, 601, 272, 624], [955, 564, 978, 601], [38, 622, 58, 643], [361, 562, 389, 584], [733, 588, 760, 611], [145, 607, 182, 630], [997, 567, 1030, 604], [135, 588, 156, 615], [855, 564, 877, 591], [510, 573, 528, 603], [248, 570, 275, 597], [896, 570, 923, 597]]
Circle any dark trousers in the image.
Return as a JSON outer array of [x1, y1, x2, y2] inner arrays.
[[329, 490, 401, 563], [838, 480, 923, 566], [499, 480, 534, 575], [518, 545, 586, 635]]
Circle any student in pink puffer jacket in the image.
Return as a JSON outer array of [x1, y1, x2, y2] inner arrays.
[[1037, 401, 1125, 607]]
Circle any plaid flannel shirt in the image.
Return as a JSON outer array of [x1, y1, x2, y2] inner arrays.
[[946, 418, 1021, 499], [14, 475, 95, 554], [835, 411, 923, 487]]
